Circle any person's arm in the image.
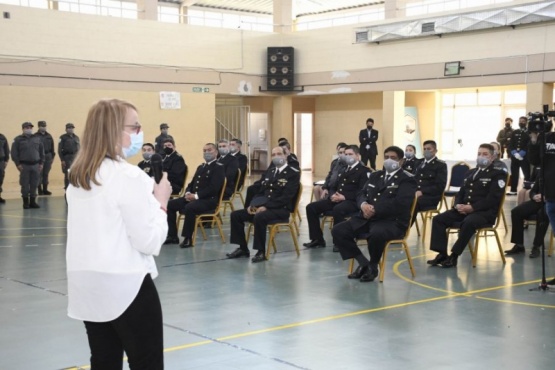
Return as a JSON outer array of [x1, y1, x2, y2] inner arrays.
[[372, 176, 416, 218], [469, 172, 506, 212], [10, 138, 19, 167], [119, 169, 169, 256], [265, 170, 300, 209]]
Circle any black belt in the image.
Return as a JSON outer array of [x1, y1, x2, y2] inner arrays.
[[20, 160, 39, 165]]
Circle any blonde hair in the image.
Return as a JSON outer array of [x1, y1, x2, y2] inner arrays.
[[69, 99, 137, 190]]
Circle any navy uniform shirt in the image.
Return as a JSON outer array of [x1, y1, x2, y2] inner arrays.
[[332, 162, 370, 201], [508, 128, 529, 154], [356, 169, 417, 229], [414, 157, 447, 204], [11, 134, 45, 165], [255, 165, 300, 212], [454, 164, 507, 217], [402, 157, 421, 174], [34, 131, 56, 157], [217, 154, 239, 199], [163, 151, 187, 194], [0, 134, 9, 162], [185, 160, 225, 200], [58, 133, 80, 159]]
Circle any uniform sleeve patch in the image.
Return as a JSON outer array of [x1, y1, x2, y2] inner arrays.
[[498, 180, 506, 188]]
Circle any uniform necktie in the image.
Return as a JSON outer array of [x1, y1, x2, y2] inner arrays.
[[346, 166, 352, 173], [420, 161, 426, 169], [385, 174, 391, 183], [473, 169, 480, 180]]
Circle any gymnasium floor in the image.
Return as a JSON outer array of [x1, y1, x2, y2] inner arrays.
[[1, 172, 555, 370]]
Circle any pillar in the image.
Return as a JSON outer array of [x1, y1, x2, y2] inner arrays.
[[271, 96, 293, 148]]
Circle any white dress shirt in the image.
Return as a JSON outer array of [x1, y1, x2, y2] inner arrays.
[[66, 158, 168, 322]]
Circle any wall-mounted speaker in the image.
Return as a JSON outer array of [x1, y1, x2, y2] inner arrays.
[[267, 47, 294, 91]]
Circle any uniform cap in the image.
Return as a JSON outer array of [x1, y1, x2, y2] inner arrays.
[[66, 123, 75, 129], [160, 123, 169, 129], [38, 121, 47, 127], [22, 122, 33, 128]]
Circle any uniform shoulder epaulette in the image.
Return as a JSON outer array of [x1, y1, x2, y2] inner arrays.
[[436, 159, 446, 163], [403, 170, 415, 177], [290, 167, 300, 172], [216, 162, 224, 166], [176, 153, 183, 157]]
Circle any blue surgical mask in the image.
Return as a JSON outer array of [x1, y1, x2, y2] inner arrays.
[[383, 158, 400, 173], [477, 156, 490, 168], [122, 131, 143, 158]]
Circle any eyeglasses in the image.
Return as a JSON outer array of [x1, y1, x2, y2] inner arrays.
[[124, 124, 141, 134]]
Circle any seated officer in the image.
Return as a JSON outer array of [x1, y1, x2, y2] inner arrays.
[[332, 146, 417, 282], [504, 180, 549, 258], [313, 142, 347, 201], [165, 143, 225, 247], [490, 141, 509, 173], [279, 140, 300, 169], [226, 146, 300, 263], [138, 143, 155, 177], [162, 138, 187, 195], [217, 139, 239, 200], [411, 140, 447, 225], [428, 143, 506, 268], [402, 144, 421, 174], [304, 145, 370, 249]]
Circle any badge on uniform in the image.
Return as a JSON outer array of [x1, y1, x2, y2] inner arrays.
[[498, 179, 505, 188]]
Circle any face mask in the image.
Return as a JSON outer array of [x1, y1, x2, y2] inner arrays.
[[67, 129, 74, 134], [367, 125, 373, 129], [519, 123, 526, 129], [23, 129, 33, 135], [229, 145, 238, 154], [163, 147, 174, 155], [142, 152, 153, 161], [344, 156, 356, 166], [405, 151, 414, 159], [477, 156, 491, 168], [383, 158, 400, 173], [161, 129, 168, 135], [203, 152, 216, 162], [505, 123, 511, 128], [218, 147, 230, 156], [39, 127, 46, 133], [272, 156, 286, 167], [423, 150, 434, 161], [122, 131, 143, 158], [493, 150, 499, 158]]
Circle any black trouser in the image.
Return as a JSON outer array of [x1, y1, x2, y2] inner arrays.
[[361, 152, 376, 170], [0, 161, 5, 193], [332, 217, 404, 264], [230, 208, 290, 253], [244, 183, 262, 209], [166, 197, 217, 239], [306, 199, 357, 243], [62, 155, 75, 189], [19, 163, 40, 197], [40, 153, 53, 187], [510, 155, 530, 192], [430, 209, 495, 255], [511, 200, 549, 247], [84, 274, 163, 370]]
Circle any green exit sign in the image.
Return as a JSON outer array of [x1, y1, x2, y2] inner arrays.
[[192, 87, 210, 93]]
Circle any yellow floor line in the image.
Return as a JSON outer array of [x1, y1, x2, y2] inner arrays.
[[474, 296, 555, 309], [2, 213, 67, 222]]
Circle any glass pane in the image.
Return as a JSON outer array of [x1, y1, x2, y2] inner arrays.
[[504, 90, 526, 105], [442, 93, 454, 107], [442, 108, 454, 129], [478, 91, 501, 105]]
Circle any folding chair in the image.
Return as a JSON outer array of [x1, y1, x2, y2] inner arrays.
[[222, 169, 241, 216], [415, 191, 444, 243], [442, 162, 471, 210], [170, 167, 188, 200], [246, 184, 303, 260], [348, 195, 418, 282]]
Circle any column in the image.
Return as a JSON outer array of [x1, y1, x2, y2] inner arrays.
[[382, 91, 406, 166], [271, 96, 293, 147], [273, 0, 293, 33], [384, 0, 409, 19], [137, 0, 158, 21], [526, 82, 554, 114]]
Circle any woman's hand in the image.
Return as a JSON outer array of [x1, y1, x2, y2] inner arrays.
[[153, 172, 172, 208]]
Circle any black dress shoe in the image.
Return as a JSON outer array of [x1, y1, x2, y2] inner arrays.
[[529, 246, 540, 258], [427, 253, 447, 266], [505, 244, 525, 255], [226, 248, 250, 259], [332, 245, 340, 252], [304, 240, 326, 248], [163, 237, 179, 245], [360, 265, 379, 282], [251, 252, 267, 263], [348, 265, 368, 279], [0, 197, 5, 204], [179, 238, 193, 248], [440, 254, 458, 268]]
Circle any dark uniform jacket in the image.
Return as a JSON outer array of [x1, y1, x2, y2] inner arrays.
[[287, 153, 300, 169], [58, 133, 80, 160], [359, 128, 379, 156], [232, 151, 248, 188], [34, 131, 56, 158], [414, 157, 447, 207], [0, 134, 9, 162], [402, 157, 422, 174], [454, 165, 507, 218], [138, 160, 153, 177], [322, 158, 347, 190], [252, 165, 300, 212], [11, 134, 45, 165], [497, 127, 513, 148], [185, 160, 225, 200], [330, 162, 370, 201], [217, 154, 239, 199], [508, 128, 529, 157], [163, 151, 187, 194], [356, 169, 417, 230]]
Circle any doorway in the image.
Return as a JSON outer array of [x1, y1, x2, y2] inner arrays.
[[293, 113, 313, 171]]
